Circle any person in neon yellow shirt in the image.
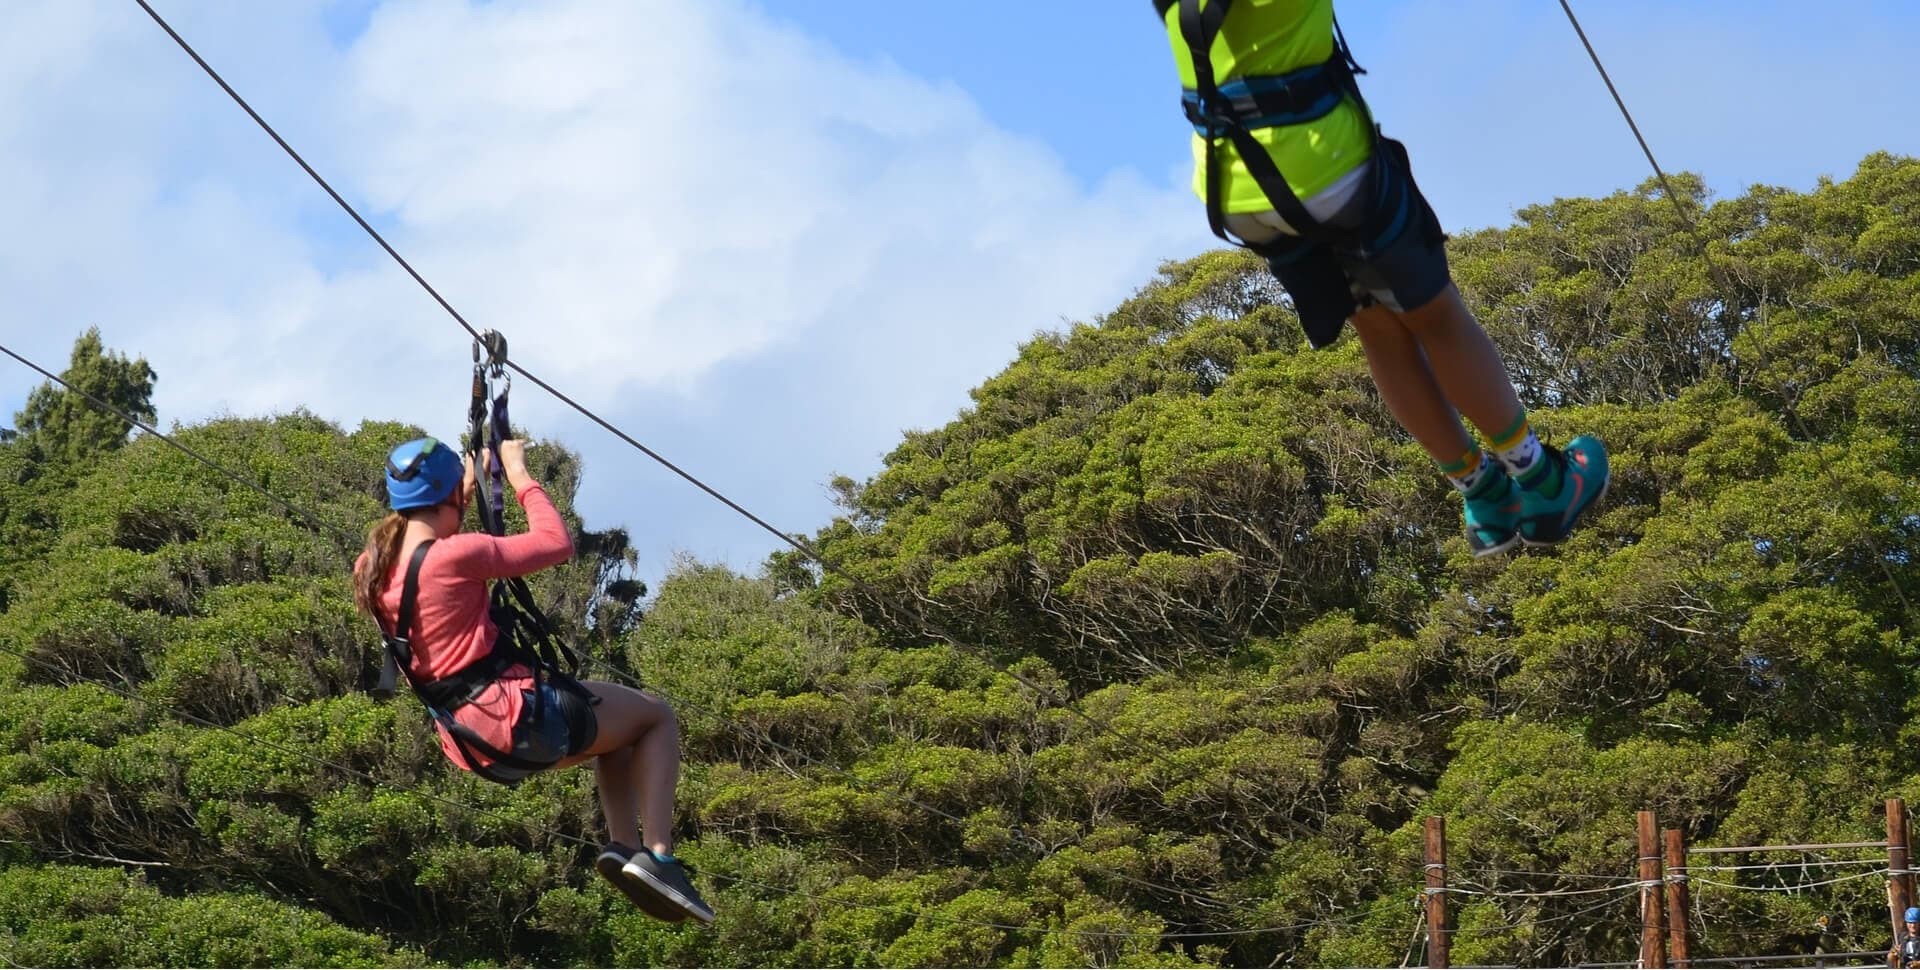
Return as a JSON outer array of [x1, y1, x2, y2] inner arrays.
[[1157, 0, 1609, 554]]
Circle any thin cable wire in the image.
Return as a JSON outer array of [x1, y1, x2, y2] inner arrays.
[[1553, 0, 1695, 231], [1456, 867, 1645, 883], [1449, 881, 1648, 899], [1689, 870, 1890, 893], [1691, 858, 1888, 873], [0, 341, 344, 543], [128, 0, 480, 347], [128, 0, 1154, 752], [1553, 0, 1915, 622], [1451, 858, 1888, 900], [129, 0, 785, 567], [1399, 912, 1427, 969], [1705, 947, 1890, 965], [1449, 887, 1642, 937]]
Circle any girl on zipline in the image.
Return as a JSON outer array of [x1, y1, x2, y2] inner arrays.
[[352, 436, 713, 924], [1155, 0, 1609, 554]]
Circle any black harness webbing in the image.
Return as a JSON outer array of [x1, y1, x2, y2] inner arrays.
[[377, 541, 589, 786], [1171, 0, 1409, 255], [464, 331, 582, 681], [371, 329, 596, 786]]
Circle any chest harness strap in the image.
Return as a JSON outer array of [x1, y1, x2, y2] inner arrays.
[[378, 540, 563, 784], [1168, 0, 1421, 257]]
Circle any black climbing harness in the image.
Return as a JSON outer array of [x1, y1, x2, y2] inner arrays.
[[373, 329, 595, 786], [1162, 0, 1425, 257]]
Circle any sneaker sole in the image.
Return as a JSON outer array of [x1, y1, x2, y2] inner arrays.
[[1519, 473, 1611, 548], [595, 853, 687, 923], [1469, 531, 1522, 557], [626, 863, 717, 925]]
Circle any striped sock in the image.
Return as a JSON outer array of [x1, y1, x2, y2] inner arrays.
[[1487, 411, 1566, 498], [1487, 411, 1543, 475], [1439, 445, 1497, 495]]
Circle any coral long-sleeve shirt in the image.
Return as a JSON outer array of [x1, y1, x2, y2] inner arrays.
[[362, 482, 574, 768]]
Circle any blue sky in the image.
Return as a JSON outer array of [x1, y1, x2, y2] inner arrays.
[[752, 4, 1175, 189], [2, 0, 1916, 594], [758, 0, 1920, 229]]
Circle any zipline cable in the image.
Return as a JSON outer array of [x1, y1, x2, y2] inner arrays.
[[0, 342, 339, 539], [0, 337, 1273, 934], [1552, 0, 1915, 621], [128, 0, 1156, 754], [128, 0, 481, 348], [1552, 0, 1694, 231]]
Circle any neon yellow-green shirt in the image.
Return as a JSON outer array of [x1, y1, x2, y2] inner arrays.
[[1163, 0, 1373, 212]]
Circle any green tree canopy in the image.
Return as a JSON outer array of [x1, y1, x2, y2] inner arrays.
[[3, 154, 1918, 967], [12, 326, 157, 469]]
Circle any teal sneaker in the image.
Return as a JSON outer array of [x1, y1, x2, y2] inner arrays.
[[1463, 470, 1523, 557], [1515, 436, 1611, 546]]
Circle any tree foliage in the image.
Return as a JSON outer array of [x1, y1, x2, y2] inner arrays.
[[12, 326, 157, 468], [2, 155, 1917, 967]]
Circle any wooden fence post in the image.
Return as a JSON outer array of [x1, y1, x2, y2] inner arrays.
[[1639, 810, 1666, 969], [1890, 798, 1912, 945], [1664, 827, 1690, 969], [1425, 816, 1449, 970]]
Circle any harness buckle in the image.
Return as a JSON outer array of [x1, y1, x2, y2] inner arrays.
[[1181, 92, 1236, 137]]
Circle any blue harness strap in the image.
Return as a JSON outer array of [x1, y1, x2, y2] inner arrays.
[[1182, 61, 1348, 136]]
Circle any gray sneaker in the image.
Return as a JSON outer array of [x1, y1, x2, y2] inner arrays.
[[622, 849, 715, 925], [594, 844, 686, 923]]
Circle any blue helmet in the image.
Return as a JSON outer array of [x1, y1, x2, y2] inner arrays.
[[1907, 906, 1919, 923], [385, 437, 462, 511]]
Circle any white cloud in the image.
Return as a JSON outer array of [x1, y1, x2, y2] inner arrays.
[[0, 0, 1205, 583], [333, 0, 1199, 398]]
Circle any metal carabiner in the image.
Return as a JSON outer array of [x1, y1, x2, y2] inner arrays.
[[478, 329, 509, 378]]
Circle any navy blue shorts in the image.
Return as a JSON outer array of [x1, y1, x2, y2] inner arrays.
[[1260, 139, 1453, 348]]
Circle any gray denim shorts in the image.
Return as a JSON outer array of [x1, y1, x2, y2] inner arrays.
[[483, 682, 599, 784]]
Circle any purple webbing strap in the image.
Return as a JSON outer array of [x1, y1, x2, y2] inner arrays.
[[486, 384, 510, 536], [466, 367, 501, 537]]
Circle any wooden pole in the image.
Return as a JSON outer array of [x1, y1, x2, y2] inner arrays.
[[1664, 828, 1691, 969], [1425, 816, 1449, 969], [1639, 810, 1667, 969], [1896, 795, 1912, 906], [1890, 797, 1912, 945]]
